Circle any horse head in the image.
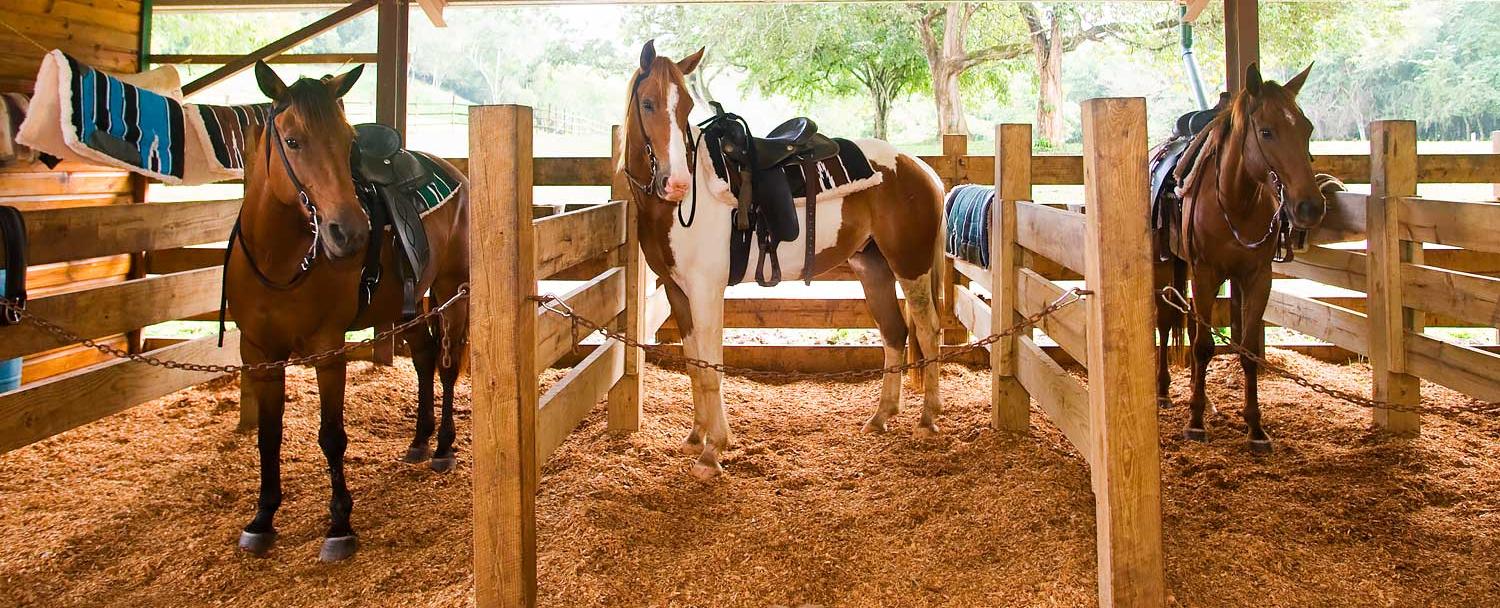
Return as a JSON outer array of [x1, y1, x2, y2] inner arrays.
[[252, 61, 369, 260], [620, 40, 705, 203], [1235, 62, 1324, 230]]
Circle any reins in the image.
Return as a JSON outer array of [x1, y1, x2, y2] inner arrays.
[[1187, 111, 1292, 259]]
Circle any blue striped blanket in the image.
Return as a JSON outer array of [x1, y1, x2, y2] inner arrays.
[[945, 184, 994, 267]]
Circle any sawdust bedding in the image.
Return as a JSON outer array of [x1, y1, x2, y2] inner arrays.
[[0, 350, 1495, 607]]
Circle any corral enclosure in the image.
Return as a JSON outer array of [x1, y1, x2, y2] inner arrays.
[[2, 1, 1499, 607]]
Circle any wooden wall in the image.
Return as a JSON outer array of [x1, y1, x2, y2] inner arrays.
[[2, 0, 145, 384]]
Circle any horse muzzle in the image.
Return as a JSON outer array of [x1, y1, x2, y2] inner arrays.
[[1290, 198, 1326, 231], [321, 218, 369, 260]]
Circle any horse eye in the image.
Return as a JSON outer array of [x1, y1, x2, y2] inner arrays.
[[1259, 128, 1273, 139], [642, 100, 655, 112], [284, 137, 301, 150]]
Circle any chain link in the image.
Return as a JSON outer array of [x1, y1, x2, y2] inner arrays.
[[1158, 286, 1499, 419], [533, 287, 1091, 381], [0, 285, 469, 375]]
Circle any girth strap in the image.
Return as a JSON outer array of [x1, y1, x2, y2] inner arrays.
[[0, 205, 28, 326], [800, 158, 821, 285]]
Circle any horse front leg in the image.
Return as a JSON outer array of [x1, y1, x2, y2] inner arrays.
[[679, 284, 729, 480], [315, 356, 357, 562], [238, 341, 287, 557], [1185, 268, 1224, 442], [1234, 273, 1274, 454], [849, 246, 906, 433]]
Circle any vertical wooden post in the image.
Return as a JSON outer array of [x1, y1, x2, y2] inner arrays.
[[1081, 98, 1164, 608], [1223, 0, 1259, 93], [371, 0, 410, 366], [607, 125, 644, 431], [469, 105, 538, 608], [1367, 120, 1422, 435], [990, 124, 1031, 432], [1491, 131, 1499, 202], [939, 133, 968, 346]]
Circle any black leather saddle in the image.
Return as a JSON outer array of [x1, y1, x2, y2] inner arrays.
[[1150, 103, 1226, 262], [702, 105, 840, 286], [352, 123, 433, 320], [0, 205, 26, 326]]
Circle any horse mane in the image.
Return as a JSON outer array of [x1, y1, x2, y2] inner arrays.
[[616, 67, 645, 174], [1174, 82, 1302, 199]]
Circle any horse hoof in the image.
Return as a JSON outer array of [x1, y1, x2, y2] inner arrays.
[[1157, 397, 1172, 409], [862, 418, 888, 434], [1248, 439, 1273, 455], [319, 536, 358, 563], [238, 530, 277, 557], [680, 440, 705, 456], [429, 455, 456, 474], [402, 445, 430, 464], [1183, 428, 1207, 443], [689, 461, 723, 481], [913, 422, 941, 439]]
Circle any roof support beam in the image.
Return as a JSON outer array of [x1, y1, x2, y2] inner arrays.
[[375, 0, 410, 134], [1223, 0, 1259, 93], [181, 0, 378, 97]]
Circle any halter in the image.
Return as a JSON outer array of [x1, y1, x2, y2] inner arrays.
[[234, 103, 324, 290], [1196, 113, 1303, 262], [623, 69, 700, 227]]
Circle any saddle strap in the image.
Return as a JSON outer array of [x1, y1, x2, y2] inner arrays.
[[217, 220, 240, 347], [353, 182, 389, 323], [800, 159, 821, 285], [0, 205, 28, 326]]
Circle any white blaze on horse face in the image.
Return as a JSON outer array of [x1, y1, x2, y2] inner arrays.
[[663, 84, 692, 201]]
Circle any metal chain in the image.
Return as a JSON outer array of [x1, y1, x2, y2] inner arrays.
[[532, 287, 1092, 381], [0, 285, 470, 375], [1159, 286, 1499, 418]]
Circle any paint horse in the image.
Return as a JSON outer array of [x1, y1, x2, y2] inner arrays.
[[621, 42, 947, 479], [227, 62, 470, 561], [1155, 63, 1328, 453]]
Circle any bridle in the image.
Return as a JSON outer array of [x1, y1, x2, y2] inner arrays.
[[623, 69, 700, 228], [232, 103, 325, 290], [1195, 111, 1315, 262]]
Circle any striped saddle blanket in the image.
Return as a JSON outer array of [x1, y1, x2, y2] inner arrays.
[[945, 184, 993, 267], [16, 50, 270, 185]]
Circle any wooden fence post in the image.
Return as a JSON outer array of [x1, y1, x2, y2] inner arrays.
[[990, 124, 1031, 432], [1491, 130, 1499, 202], [607, 125, 644, 431], [469, 105, 539, 608], [1081, 98, 1164, 608], [1367, 120, 1422, 435], [940, 133, 968, 346]]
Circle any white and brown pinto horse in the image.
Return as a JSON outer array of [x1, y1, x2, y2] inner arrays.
[[621, 42, 947, 479]]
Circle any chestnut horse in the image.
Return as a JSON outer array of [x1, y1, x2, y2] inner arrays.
[[1156, 63, 1324, 453], [227, 62, 470, 561], [622, 42, 946, 479]]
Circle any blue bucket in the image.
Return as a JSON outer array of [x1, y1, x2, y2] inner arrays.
[[0, 269, 20, 393]]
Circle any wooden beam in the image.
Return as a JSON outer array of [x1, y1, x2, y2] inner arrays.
[[1017, 268, 1089, 366], [1367, 120, 1422, 435], [1307, 191, 1368, 245], [1405, 333, 1500, 403], [1183, 0, 1211, 22], [468, 104, 538, 608], [537, 341, 623, 464], [17, 200, 239, 266], [0, 268, 222, 361], [1399, 197, 1500, 254], [415, 0, 447, 26], [533, 202, 625, 279], [152, 53, 379, 64], [0, 332, 239, 455], [1401, 264, 1499, 329], [1224, 0, 1259, 94], [606, 125, 644, 432], [181, 0, 378, 97], [1015, 335, 1091, 461], [1273, 245, 1367, 292], [992, 123, 1031, 432], [1015, 202, 1087, 276], [534, 267, 625, 371], [375, 0, 409, 134], [1080, 97, 1164, 608], [1264, 289, 1369, 357]]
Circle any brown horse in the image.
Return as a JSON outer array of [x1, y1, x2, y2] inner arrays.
[[1156, 63, 1324, 453], [621, 41, 946, 479], [227, 62, 470, 561]]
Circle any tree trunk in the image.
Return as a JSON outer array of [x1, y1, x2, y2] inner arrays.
[[927, 7, 971, 136], [1031, 13, 1065, 146], [872, 91, 891, 141]]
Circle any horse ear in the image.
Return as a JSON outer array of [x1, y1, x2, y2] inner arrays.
[[1245, 62, 1263, 96], [1283, 62, 1313, 97], [677, 47, 706, 76], [254, 61, 287, 101], [640, 39, 657, 72], [328, 64, 364, 98]]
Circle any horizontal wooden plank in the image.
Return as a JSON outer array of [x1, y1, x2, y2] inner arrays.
[[0, 268, 222, 361], [1016, 268, 1089, 366], [1274, 246, 1368, 292], [536, 341, 623, 464], [1405, 333, 1500, 403], [533, 201, 625, 279], [20, 335, 127, 385], [645, 285, 670, 335], [951, 256, 990, 293], [1399, 197, 1500, 254], [1015, 201, 1087, 276], [1307, 192, 1368, 245], [1264, 289, 1369, 357], [1015, 335, 1091, 462], [646, 343, 988, 373], [26, 255, 132, 293], [151, 53, 379, 65], [18, 200, 240, 266], [1401, 264, 1500, 330], [535, 267, 624, 371], [0, 332, 240, 455], [951, 285, 990, 342], [143, 246, 226, 275], [0, 170, 132, 198]]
